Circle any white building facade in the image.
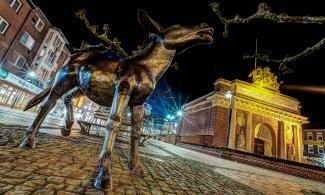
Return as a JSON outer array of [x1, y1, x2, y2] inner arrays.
[[31, 27, 70, 85]]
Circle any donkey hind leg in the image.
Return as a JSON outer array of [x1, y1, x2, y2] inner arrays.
[[20, 66, 77, 148], [20, 90, 64, 148], [61, 88, 81, 136], [129, 104, 145, 177], [94, 82, 130, 190]]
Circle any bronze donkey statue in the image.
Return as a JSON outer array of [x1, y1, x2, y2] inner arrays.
[[20, 10, 214, 190]]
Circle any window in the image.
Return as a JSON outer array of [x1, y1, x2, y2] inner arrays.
[[20, 31, 35, 50], [308, 145, 314, 154], [37, 66, 49, 82], [32, 14, 44, 32], [0, 16, 9, 34], [319, 146, 324, 155], [39, 48, 45, 57], [15, 55, 26, 69], [8, 51, 26, 69], [53, 35, 59, 46], [47, 50, 57, 64], [307, 132, 313, 140], [316, 132, 323, 141], [5, 0, 22, 13]]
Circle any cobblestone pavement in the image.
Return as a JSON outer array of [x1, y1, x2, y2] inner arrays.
[[0, 124, 324, 195], [150, 140, 325, 195]]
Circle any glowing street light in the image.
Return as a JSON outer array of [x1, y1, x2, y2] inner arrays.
[[225, 90, 233, 99], [28, 71, 36, 77]]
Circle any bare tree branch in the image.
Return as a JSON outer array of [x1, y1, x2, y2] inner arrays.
[[243, 37, 325, 64], [75, 9, 129, 58], [210, 2, 325, 38], [210, 2, 325, 76]]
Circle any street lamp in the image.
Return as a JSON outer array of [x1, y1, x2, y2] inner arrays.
[[225, 90, 233, 148], [28, 71, 36, 77], [177, 110, 183, 116], [174, 110, 183, 145]]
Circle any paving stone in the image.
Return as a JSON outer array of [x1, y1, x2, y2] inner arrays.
[[22, 179, 46, 189], [84, 188, 105, 195], [5, 170, 31, 178], [0, 178, 26, 185], [33, 189, 55, 195], [57, 191, 80, 195], [53, 169, 72, 177], [47, 176, 66, 184], [44, 183, 65, 190], [0, 184, 14, 194], [27, 174, 47, 180], [69, 171, 90, 180], [4, 185, 34, 195], [0, 161, 16, 169], [65, 185, 85, 193]]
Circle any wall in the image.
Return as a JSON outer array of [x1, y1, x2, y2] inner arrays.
[[0, 0, 32, 58], [2, 7, 51, 80]]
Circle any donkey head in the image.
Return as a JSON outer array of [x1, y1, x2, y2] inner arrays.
[[138, 10, 214, 52]]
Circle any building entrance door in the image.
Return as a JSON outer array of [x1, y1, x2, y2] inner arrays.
[[254, 138, 264, 155]]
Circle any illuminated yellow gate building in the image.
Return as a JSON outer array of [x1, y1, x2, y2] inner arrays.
[[178, 67, 309, 162]]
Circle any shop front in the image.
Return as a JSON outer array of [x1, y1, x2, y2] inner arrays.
[[0, 69, 42, 112]]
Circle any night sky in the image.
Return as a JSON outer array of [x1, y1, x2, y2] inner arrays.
[[32, 0, 325, 127]]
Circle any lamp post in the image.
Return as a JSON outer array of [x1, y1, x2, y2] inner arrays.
[[225, 90, 233, 148], [174, 110, 183, 145]]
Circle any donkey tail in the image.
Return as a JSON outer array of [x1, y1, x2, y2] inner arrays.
[[23, 85, 51, 111]]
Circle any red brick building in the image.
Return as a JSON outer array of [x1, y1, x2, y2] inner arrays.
[[302, 129, 324, 157], [0, 0, 53, 110], [1, 1, 51, 79], [177, 68, 309, 162], [0, 0, 31, 59]]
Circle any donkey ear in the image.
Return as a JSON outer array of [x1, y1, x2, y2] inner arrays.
[[138, 9, 164, 33]]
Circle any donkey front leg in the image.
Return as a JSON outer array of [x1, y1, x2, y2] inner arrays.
[[94, 82, 130, 190], [61, 88, 81, 136], [129, 104, 145, 177]]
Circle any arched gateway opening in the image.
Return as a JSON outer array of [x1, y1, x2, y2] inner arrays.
[[253, 124, 275, 157]]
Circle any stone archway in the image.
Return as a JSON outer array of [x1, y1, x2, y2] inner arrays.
[[253, 123, 276, 157]]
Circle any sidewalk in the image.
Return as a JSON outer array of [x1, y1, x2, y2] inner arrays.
[[0, 124, 324, 195]]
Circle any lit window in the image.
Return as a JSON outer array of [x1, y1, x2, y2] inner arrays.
[[5, 0, 22, 13], [307, 132, 313, 140], [308, 145, 314, 154], [316, 132, 323, 141], [20, 31, 35, 50], [32, 14, 44, 32], [0, 16, 9, 34], [319, 146, 324, 155]]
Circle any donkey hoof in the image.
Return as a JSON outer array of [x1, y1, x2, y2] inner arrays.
[[20, 138, 35, 148], [61, 128, 71, 137], [94, 174, 113, 191], [131, 165, 146, 177]]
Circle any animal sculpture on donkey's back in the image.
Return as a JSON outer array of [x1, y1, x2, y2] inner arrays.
[[20, 10, 214, 190]]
